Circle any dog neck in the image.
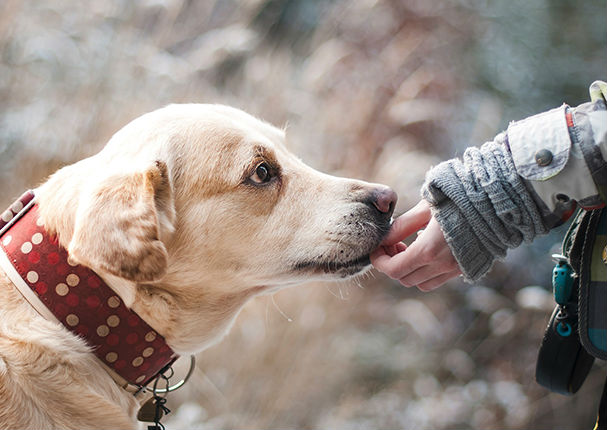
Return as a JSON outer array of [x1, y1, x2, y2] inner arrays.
[[0, 190, 178, 388]]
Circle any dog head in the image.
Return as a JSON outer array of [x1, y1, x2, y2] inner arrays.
[[38, 104, 396, 351]]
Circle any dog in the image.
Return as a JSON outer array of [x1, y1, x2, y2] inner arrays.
[[0, 104, 396, 429]]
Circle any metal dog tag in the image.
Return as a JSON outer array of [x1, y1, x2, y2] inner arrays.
[[137, 397, 163, 423]]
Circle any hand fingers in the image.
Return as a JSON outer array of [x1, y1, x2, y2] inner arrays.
[[370, 246, 387, 263], [381, 199, 432, 246], [370, 241, 407, 264], [385, 241, 407, 257], [370, 239, 427, 280], [373, 216, 458, 282], [398, 259, 459, 288], [415, 270, 461, 292]]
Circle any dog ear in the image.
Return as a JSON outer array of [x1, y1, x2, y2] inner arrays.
[[67, 161, 175, 282]]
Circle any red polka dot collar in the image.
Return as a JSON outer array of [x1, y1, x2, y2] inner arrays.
[[0, 190, 178, 389]]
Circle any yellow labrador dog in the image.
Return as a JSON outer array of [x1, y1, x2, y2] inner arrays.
[[0, 104, 396, 429]]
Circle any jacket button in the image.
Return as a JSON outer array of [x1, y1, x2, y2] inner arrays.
[[535, 149, 553, 166]]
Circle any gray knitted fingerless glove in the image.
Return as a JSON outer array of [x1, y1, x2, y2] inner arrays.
[[421, 134, 549, 281]]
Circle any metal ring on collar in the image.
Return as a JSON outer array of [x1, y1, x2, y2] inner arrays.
[[153, 355, 196, 394]]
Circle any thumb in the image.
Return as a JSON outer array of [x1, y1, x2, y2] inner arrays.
[[381, 199, 432, 246]]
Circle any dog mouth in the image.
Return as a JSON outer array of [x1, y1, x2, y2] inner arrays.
[[292, 254, 372, 278], [291, 212, 392, 279]]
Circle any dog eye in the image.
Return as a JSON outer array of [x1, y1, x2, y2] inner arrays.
[[250, 162, 272, 184]]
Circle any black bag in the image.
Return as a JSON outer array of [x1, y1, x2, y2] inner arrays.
[[536, 208, 607, 394]]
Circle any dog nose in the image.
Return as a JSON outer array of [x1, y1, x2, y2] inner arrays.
[[372, 187, 397, 217]]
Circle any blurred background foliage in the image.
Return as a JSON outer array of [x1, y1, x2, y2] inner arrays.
[[0, 0, 605, 428]]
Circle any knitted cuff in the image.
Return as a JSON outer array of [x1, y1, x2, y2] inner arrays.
[[422, 163, 497, 281], [421, 137, 549, 282]]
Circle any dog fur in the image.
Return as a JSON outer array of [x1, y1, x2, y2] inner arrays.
[[0, 104, 395, 429]]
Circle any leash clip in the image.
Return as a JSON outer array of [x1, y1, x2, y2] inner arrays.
[[139, 371, 172, 430], [153, 355, 196, 394], [137, 355, 195, 429], [136, 355, 196, 429]]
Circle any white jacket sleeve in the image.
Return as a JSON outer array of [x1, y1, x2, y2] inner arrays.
[[507, 80, 607, 227]]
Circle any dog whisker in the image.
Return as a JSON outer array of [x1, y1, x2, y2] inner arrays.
[[271, 294, 293, 322], [325, 284, 341, 299]]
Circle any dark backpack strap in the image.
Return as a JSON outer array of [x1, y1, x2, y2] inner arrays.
[[578, 208, 607, 360], [535, 209, 595, 394]]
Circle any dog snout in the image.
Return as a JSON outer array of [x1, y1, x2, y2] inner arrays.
[[371, 186, 397, 217]]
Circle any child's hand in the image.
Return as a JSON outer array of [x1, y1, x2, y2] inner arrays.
[[371, 199, 461, 291]]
